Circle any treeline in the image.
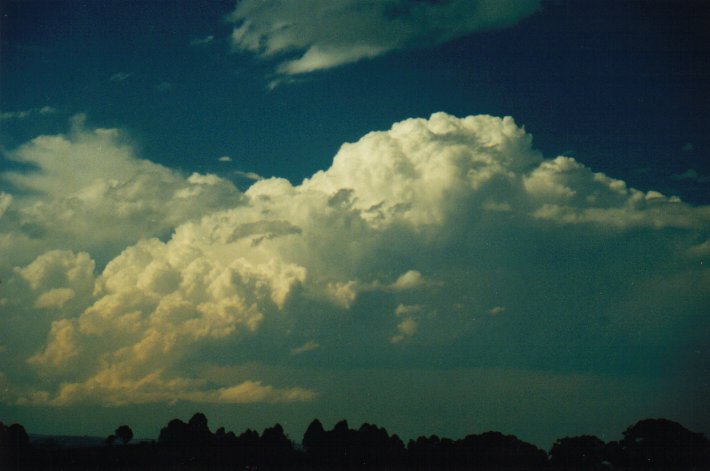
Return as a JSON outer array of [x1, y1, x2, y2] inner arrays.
[[2, 414, 709, 470]]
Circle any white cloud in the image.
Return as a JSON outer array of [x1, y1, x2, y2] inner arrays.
[[390, 270, 425, 291], [229, 0, 540, 75], [34, 288, 76, 310], [1, 115, 242, 266], [218, 155, 233, 162], [2, 112, 709, 408], [27, 319, 79, 369], [15, 250, 95, 292]]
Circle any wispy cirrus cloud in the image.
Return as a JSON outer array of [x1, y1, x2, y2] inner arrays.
[[109, 72, 133, 82], [1, 106, 57, 121], [672, 169, 710, 183], [228, 0, 540, 76], [190, 34, 215, 46], [291, 341, 320, 355]]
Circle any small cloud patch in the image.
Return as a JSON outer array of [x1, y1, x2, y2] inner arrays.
[[190, 34, 215, 46], [489, 306, 506, 316], [110, 72, 133, 82], [291, 341, 320, 355]]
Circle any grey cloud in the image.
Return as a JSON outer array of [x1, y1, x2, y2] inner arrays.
[[229, 0, 540, 76], [226, 220, 303, 244]]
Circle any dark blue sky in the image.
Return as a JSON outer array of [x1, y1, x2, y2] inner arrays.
[[3, 1, 708, 200], [1, 0, 709, 447]]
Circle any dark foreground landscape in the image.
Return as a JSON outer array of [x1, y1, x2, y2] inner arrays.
[[2, 414, 709, 470]]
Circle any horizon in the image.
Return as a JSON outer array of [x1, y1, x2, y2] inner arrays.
[[14, 412, 708, 452], [8, 415, 709, 470], [1, 0, 709, 451]]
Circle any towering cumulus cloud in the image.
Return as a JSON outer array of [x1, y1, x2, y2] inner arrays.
[[229, 0, 540, 75], [1, 112, 708, 407]]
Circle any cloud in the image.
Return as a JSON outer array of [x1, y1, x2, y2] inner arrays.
[[110, 72, 133, 82], [390, 270, 425, 291], [190, 34, 215, 46], [218, 155, 233, 162], [291, 341, 320, 355], [391, 318, 418, 343], [19, 373, 315, 406], [672, 169, 710, 183], [1, 106, 57, 121], [0, 110, 31, 120], [1, 114, 242, 266], [2, 112, 709, 408], [391, 304, 421, 342], [228, 0, 540, 75], [156, 81, 173, 93], [395, 304, 422, 317], [234, 170, 263, 181], [27, 319, 79, 369], [210, 380, 317, 403]]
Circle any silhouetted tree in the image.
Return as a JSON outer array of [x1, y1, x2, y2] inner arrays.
[[105, 434, 117, 448], [303, 418, 326, 453], [549, 435, 609, 469], [187, 412, 211, 445], [408, 434, 447, 467], [355, 422, 405, 466], [213, 426, 237, 445], [114, 425, 133, 446], [260, 423, 293, 465], [10, 412, 710, 470], [158, 418, 190, 445], [455, 431, 548, 469], [617, 418, 710, 470], [1, 422, 31, 469], [235, 428, 260, 465]]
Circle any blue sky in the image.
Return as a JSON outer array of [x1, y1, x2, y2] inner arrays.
[[1, 0, 709, 448]]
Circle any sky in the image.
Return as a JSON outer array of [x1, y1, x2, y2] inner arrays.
[[0, 0, 709, 449]]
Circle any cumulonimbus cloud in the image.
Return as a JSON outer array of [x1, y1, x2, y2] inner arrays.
[[228, 0, 540, 75], [1, 112, 708, 407]]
